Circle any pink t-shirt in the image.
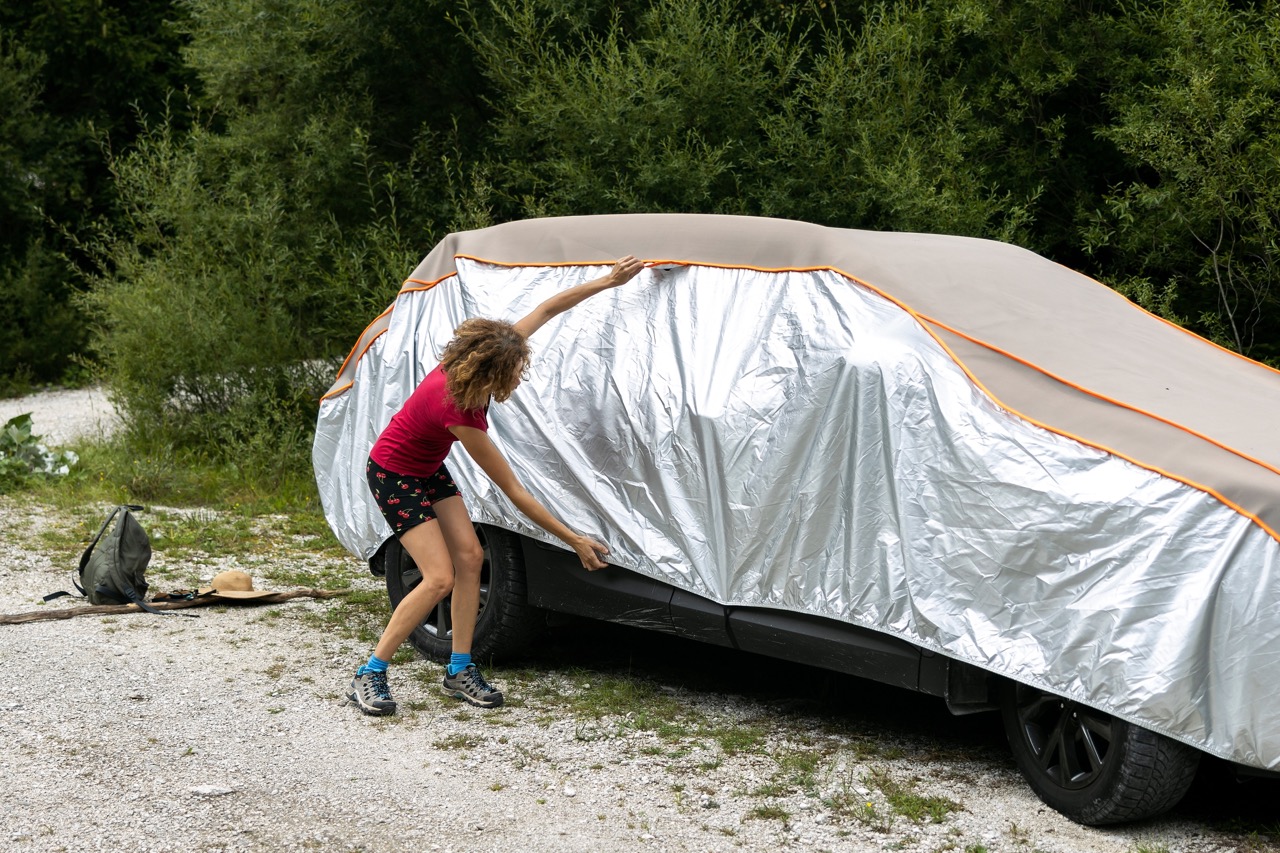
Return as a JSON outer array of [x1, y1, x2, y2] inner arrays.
[[369, 365, 488, 477]]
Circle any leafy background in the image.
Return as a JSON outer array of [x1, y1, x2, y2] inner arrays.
[[3, 0, 1278, 478]]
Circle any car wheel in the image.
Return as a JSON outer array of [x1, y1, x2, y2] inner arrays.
[[999, 681, 1200, 825], [373, 525, 546, 663]]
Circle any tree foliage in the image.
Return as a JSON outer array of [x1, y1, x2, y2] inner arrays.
[[4, 0, 1278, 462], [1088, 0, 1280, 362], [0, 1, 196, 393]]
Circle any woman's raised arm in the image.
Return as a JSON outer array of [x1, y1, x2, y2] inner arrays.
[[512, 255, 644, 339]]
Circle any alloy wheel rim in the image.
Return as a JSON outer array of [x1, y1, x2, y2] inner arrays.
[[1015, 687, 1115, 790]]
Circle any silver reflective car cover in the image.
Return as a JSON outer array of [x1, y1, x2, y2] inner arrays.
[[314, 216, 1280, 773]]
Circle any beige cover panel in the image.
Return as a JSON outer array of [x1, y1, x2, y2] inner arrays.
[[329, 213, 1280, 540]]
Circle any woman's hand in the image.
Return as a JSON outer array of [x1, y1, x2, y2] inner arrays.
[[605, 255, 645, 288], [570, 534, 611, 571]]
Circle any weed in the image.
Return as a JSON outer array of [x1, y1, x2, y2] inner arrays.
[[1007, 822, 1032, 847], [774, 748, 823, 794], [708, 721, 769, 756], [745, 804, 790, 822], [433, 733, 481, 751], [866, 767, 959, 824], [752, 782, 788, 798]]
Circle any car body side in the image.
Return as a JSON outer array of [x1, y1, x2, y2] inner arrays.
[[315, 214, 1280, 783]]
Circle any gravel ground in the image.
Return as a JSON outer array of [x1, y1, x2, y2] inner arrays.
[[1, 389, 1275, 852], [0, 386, 120, 446]]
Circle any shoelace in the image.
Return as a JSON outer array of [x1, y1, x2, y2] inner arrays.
[[369, 671, 392, 700], [462, 667, 495, 695]]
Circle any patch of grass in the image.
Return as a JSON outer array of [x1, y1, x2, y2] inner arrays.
[[866, 767, 959, 824], [707, 721, 769, 756], [775, 748, 823, 793], [571, 673, 692, 739], [825, 784, 893, 833], [752, 782, 788, 798], [512, 743, 547, 768], [433, 733, 481, 751], [744, 804, 791, 822]]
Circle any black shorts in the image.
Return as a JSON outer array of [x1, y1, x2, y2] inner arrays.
[[366, 456, 462, 536]]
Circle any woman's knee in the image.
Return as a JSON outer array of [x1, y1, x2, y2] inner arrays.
[[416, 565, 454, 598], [452, 541, 485, 580]]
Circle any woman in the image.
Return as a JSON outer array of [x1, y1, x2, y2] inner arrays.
[[349, 255, 646, 715]]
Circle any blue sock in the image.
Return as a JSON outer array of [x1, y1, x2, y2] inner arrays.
[[357, 653, 389, 677], [447, 652, 471, 677]]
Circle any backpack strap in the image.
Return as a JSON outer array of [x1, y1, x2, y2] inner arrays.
[[118, 581, 165, 614]]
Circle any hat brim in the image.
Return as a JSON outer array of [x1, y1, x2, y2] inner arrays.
[[209, 589, 278, 600]]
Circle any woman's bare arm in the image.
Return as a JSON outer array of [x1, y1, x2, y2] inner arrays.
[[451, 425, 610, 570], [512, 255, 644, 339]]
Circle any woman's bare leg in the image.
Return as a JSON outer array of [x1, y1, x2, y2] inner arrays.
[[373, 517, 455, 662], [430, 495, 484, 654]]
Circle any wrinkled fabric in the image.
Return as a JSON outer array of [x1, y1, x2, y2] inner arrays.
[[314, 260, 1280, 772]]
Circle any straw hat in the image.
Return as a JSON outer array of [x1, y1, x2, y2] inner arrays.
[[206, 570, 276, 600]]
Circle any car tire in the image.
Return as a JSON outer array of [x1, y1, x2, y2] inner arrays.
[[999, 680, 1200, 825], [372, 525, 546, 663]]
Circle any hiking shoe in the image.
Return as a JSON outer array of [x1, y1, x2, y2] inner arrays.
[[442, 664, 504, 708], [349, 670, 397, 716]]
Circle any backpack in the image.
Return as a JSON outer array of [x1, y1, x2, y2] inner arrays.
[[45, 504, 160, 613]]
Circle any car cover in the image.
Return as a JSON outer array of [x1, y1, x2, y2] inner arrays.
[[314, 214, 1280, 773]]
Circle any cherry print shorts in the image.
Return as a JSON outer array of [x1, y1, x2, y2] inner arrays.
[[366, 456, 462, 535]]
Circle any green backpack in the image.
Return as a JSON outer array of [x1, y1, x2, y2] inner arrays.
[[45, 505, 159, 612]]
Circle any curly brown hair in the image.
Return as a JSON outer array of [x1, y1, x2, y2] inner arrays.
[[439, 318, 531, 412]]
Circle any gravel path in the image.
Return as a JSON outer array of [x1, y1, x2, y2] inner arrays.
[[0, 386, 120, 445], [1, 390, 1275, 852]]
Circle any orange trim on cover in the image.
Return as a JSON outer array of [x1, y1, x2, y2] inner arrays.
[[802, 265, 1280, 546], [320, 255, 1280, 544], [923, 316, 1280, 481], [1038, 254, 1280, 380], [319, 306, 394, 402], [402, 271, 458, 292]]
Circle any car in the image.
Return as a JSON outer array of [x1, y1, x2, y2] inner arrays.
[[313, 213, 1280, 825]]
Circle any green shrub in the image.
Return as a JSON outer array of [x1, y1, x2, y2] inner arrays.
[[1089, 0, 1280, 363]]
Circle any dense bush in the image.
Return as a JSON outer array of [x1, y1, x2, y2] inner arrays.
[[6, 0, 1279, 469], [0, 1, 196, 393], [1087, 0, 1280, 362], [81, 0, 492, 459]]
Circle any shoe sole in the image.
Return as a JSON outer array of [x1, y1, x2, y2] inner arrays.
[[442, 683, 504, 709], [347, 689, 396, 716]]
